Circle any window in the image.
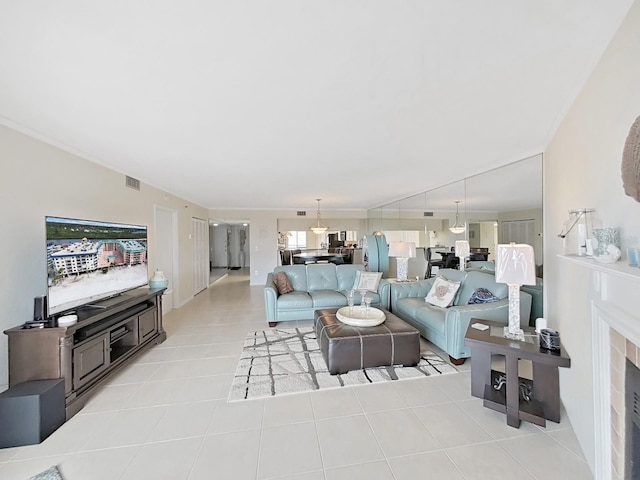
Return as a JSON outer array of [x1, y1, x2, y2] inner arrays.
[[383, 231, 421, 245], [287, 231, 307, 249]]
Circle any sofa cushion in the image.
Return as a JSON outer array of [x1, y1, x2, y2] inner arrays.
[[395, 297, 428, 320], [352, 271, 383, 292], [456, 270, 507, 305], [310, 290, 348, 308], [425, 277, 460, 308], [307, 264, 339, 292], [277, 292, 313, 310], [273, 271, 294, 295], [275, 265, 308, 292], [414, 304, 447, 335], [467, 287, 501, 304], [336, 264, 365, 291]]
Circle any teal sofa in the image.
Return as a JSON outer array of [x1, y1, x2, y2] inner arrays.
[[464, 264, 543, 327], [390, 269, 532, 364], [264, 264, 390, 325]]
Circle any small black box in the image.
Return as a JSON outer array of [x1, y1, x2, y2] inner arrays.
[[0, 379, 65, 448]]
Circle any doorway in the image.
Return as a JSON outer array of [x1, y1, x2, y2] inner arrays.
[[209, 221, 250, 272]]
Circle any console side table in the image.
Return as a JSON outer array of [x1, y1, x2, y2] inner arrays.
[[464, 320, 571, 428]]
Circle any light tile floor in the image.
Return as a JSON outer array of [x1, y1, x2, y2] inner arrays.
[[0, 270, 593, 480]]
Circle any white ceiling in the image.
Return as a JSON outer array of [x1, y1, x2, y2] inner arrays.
[[0, 1, 633, 211]]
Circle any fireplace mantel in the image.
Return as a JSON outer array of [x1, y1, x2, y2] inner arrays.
[[558, 254, 640, 480]]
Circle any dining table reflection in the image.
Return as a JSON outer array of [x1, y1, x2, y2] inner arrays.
[[293, 252, 347, 264]]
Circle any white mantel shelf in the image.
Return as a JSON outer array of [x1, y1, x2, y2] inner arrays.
[[558, 254, 640, 281]]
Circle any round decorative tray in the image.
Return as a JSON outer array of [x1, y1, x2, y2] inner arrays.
[[336, 306, 386, 327]]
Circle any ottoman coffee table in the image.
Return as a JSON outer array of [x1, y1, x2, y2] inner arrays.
[[314, 308, 421, 375]]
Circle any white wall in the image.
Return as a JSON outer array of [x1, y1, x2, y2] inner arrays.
[[0, 124, 209, 391], [211, 209, 370, 284], [544, 1, 640, 473]]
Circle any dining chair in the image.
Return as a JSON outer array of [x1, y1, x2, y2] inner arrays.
[[426, 248, 445, 278]]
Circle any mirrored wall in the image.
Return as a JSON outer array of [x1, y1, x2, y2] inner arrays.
[[367, 154, 543, 266]]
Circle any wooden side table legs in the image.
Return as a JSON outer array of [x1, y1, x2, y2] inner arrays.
[[532, 362, 561, 423], [470, 348, 491, 398], [505, 354, 521, 428]]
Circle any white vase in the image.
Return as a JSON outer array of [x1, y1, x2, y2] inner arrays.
[[149, 270, 169, 288]]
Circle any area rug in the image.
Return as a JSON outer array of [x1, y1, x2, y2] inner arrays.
[[30, 466, 64, 480], [228, 326, 458, 401]]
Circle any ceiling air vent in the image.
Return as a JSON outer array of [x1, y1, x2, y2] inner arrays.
[[296, 211, 307, 216], [125, 176, 140, 191], [423, 211, 434, 217]]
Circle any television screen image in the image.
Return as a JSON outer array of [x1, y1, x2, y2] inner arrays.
[[46, 216, 148, 316]]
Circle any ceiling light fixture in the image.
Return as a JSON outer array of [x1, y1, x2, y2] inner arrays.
[[310, 198, 328, 234], [449, 201, 466, 234]]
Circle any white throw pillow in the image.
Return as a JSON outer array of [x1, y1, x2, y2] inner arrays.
[[353, 271, 383, 292], [425, 277, 461, 308]]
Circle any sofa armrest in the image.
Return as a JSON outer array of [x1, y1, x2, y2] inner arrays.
[[264, 273, 279, 322], [377, 279, 391, 310], [444, 291, 533, 359], [390, 279, 434, 311]]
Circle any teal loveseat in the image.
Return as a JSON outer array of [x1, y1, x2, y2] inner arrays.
[[264, 264, 390, 325], [390, 269, 532, 364]]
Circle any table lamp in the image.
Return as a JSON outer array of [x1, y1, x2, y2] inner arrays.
[[495, 243, 536, 341], [388, 242, 416, 282], [455, 240, 470, 271]]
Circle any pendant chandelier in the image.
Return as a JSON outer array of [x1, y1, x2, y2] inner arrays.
[[310, 198, 328, 234], [449, 201, 466, 234]]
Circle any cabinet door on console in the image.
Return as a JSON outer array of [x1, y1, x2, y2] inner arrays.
[[73, 333, 110, 389], [138, 309, 158, 344]]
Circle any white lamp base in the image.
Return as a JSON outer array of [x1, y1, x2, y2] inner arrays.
[[503, 326, 525, 341], [396, 257, 409, 282], [503, 283, 525, 341]]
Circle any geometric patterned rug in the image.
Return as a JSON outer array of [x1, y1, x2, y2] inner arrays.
[[228, 326, 458, 401], [30, 466, 64, 480]]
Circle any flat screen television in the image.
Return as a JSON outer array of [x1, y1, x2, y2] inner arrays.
[[46, 216, 148, 316]]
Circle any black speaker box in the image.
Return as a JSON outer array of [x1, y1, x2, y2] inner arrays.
[[33, 295, 48, 322], [0, 379, 65, 448]]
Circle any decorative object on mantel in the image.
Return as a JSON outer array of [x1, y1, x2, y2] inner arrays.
[[309, 198, 328, 234], [593, 244, 622, 264], [558, 208, 595, 256], [591, 227, 621, 264], [622, 115, 640, 202]]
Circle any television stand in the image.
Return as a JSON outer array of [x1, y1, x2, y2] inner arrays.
[[4, 288, 166, 420], [80, 303, 109, 310]]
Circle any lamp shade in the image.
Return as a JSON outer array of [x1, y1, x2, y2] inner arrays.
[[455, 240, 470, 258], [495, 243, 536, 285], [388, 242, 416, 258]]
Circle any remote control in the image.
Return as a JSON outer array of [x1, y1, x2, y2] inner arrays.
[[471, 323, 489, 331]]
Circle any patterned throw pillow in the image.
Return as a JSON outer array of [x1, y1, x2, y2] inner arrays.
[[353, 271, 383, 292], [273, 271, 294, 295], [425, 277, 461, 308], [467, 287, 501, 304]]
